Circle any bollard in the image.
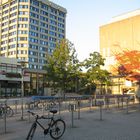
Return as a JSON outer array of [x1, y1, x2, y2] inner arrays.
[[105, 97, 109, 109], [28, 111, 31, 122], [117, 97, 120, 108], [126, 98, 129, 114], [89, 98, 93, 112], [58, 101, 61, 116], [121, 97, 124, 109], [42, 102, 45, 115], [77, 101, 80, 119], [97, 100, 104, 121], [100, 104, 102, 121], [14, 100, 18, 114], [4, 100, 7, 133], [69, 104, 76, 128]]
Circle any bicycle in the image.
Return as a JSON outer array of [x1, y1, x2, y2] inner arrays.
[[0, 104, 14, 118], [26, 110, 66, 140]]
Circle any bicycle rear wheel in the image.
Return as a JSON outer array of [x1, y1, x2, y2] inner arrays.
[[6, 106, 14, 117], [50, 119, 66, 139], [26, 123, 37, 140]]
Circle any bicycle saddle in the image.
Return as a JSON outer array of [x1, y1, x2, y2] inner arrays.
[[50, 110, 57, 114]]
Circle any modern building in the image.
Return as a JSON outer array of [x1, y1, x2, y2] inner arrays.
[[0, 0, 67, 96], [0, 57, 30, 97], [100, 9, 140, 70], [99, 9, 140, 94]]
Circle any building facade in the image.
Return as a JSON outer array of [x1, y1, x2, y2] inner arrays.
[[0, 57, 30, 97], [0, 0, 66, 69], [100, 9, 140, 59], [0, 0, 67, 96], [99, 9, 140, 94]]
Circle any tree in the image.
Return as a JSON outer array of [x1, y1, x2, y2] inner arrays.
[[45, 39, 80, 94], [83, 52, 110, 94], [112, 49, 140, 81]]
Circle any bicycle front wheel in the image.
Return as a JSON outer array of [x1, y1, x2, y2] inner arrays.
[[6, 106, 14, 117], [26, 123, 37, 140], [50, 119, 66, 139]]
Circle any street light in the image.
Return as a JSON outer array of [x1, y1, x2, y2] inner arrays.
[[17, 60, 27, 120]]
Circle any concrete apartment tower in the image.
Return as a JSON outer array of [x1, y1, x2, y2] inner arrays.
[[0, 0, 67, 96], [0, 0, 67, 70]]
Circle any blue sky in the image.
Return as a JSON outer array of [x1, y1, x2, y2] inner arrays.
[[51, 0, 140, 61]]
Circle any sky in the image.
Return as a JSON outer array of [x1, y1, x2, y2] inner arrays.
[[51, 0, 140, 61]]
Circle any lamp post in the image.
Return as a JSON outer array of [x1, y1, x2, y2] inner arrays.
[[18, 60, 27, 120]]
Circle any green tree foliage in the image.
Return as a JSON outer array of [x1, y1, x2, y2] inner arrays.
[[83, 52, 110, 94], [45, 39, 80, 92]]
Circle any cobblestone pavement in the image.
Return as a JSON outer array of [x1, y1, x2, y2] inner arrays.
[[0, 105, 140, 140]]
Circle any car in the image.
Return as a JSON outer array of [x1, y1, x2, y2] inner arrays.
[[126, 89, 135, 100]]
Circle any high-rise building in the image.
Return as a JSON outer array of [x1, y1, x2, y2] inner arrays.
[[0, 0, 66, 70], [0, 0, 67, 96]]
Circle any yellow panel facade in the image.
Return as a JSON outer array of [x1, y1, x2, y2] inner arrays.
[[100, 14, 140, 58]]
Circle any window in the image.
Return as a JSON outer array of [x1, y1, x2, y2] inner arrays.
[[3, 4, 9, 9], [50, 7, 57, 14], [40, 34, 48, 39], [49, 25, 57, 31], [58, 23, 64, 28], [30, 0, 39, 6], [58, 17, 64, 23], [30, 6, 39, 12], [40, 10, 48, 16], [40, 16, 48, 22], [9, 37, 16, 42], [30, 12, 39, 18], [29, 44, 38, 50], [19, 0, 28, 2], [58, 11, 65, 17], [19, 11, 28, 15], [18, 44, 27, 47], [10, 12, 17, 17], [19, 5, 28, 9], [29, 31, 38, 37], [3, 9, 9, 14], [30, 25, 38, 31], [9, 25, 16, 30], [50, 14, 57, 20], [50, 20, 57, 25], [30, 18, 39, 25], [41, 4, 48, 10], [2, 28, 8, 33], [18, 37, 27, 41], [2, 21, 8, 26], [40, 22, 48, 28], [1, 34, 8, 38], [40, 28, 48, 34], [10, 6, 17, 11], [9, 18, 17, 24], [29, 37, 38, 43], [18, 17, 28, 21], [18, 24, 28, 28], [18, 30, 27, 34], [49, 31, 56, 36], [10, 0, 17, 5], [1, 47, 6, 51], [40, 40, 48, 45], [9, 44, 16, 49], [9, 31, 16, 36]]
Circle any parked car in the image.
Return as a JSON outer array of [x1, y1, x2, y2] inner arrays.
[[126, 89, 135, 100]]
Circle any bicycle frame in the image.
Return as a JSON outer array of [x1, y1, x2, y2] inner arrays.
[[34, 115, 55, 133]]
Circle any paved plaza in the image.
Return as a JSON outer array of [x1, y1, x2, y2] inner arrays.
[[0, 104, 140, 140]]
